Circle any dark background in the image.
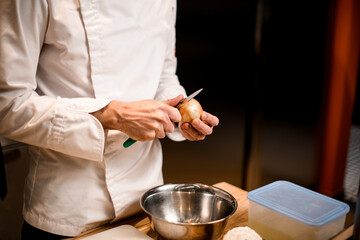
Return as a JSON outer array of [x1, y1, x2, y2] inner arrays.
[[161, 0, 334, 190]]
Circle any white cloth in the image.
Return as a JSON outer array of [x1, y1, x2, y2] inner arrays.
[[0, 0, 185, 236]]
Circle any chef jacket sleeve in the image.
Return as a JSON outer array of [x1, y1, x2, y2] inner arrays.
[[0, 0, 108, 162], [154, 0, 186, 142]]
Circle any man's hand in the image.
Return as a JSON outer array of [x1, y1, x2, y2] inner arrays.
[[178, 111, 219, 141], [91, 95, 183, 141]]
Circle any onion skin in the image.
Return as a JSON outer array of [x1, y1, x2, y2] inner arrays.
[[178, 99, 203, 123]]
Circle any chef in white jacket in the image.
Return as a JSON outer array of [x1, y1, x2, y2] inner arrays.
[[0, 0, 219, 239]]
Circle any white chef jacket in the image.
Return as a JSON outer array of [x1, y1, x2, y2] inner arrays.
[[0, 0, 186, 236]]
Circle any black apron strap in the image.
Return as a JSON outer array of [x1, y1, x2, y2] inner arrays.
[[0, 143, 7, 200]]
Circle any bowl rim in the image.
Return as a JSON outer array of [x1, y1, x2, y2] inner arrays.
[[139, 183, 238, 226]]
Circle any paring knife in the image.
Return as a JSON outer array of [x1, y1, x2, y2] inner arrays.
[[123, 88, 203, 148]]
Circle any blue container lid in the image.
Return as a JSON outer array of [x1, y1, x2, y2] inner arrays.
[[247, 181, 350, 227]]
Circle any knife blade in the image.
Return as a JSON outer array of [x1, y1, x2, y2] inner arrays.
[[123, 88, 203, 148], [175, 88, 203, 109]]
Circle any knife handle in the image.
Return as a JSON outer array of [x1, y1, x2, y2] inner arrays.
[[123, 138, 136, 148]]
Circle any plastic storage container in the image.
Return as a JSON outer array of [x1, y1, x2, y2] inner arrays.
[[247, 181, 350, 240]]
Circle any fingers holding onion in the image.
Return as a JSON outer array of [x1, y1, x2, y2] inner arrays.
[[177, 98, 219, 141]]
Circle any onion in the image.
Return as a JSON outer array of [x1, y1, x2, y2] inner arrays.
[[178, 99, 203, 123]]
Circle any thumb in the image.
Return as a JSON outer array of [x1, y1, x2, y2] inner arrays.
[[164, 94, 184, 107]]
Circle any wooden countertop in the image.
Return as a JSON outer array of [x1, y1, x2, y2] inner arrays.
[[73, 182, 249, 239]]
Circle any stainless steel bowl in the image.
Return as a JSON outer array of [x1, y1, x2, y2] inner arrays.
[[140, 183, 237, 240]]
